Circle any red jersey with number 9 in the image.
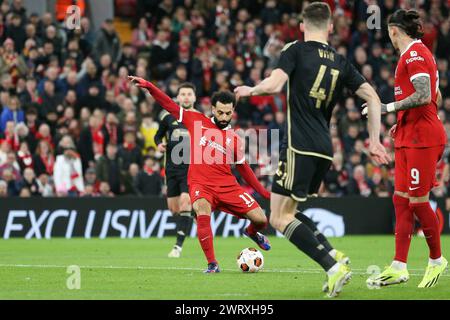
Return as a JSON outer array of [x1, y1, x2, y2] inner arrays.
[[393, 39, 446, 148]]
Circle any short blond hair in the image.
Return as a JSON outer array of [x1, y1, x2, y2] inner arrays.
[[303, 2, 331, 30]]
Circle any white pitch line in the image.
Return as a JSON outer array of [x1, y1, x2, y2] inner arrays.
[[0, 264, 448, 278]]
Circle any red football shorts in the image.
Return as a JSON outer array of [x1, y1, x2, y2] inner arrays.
[[394, 145, 444, 197], [189, 183, 260, 216]]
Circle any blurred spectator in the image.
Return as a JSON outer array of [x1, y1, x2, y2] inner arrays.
[[139, 113, 158, 155], [371, 167, 394, 197], [95, 143, 124, 195], [84, 167, 100, 194], [150, 30, 177, 80], [78, 114, 104, 170], [40, 80, 63, 124], [0, 38, 27, 79], [16, 140, 33, 172], [0, 94, 24, 132], [118, 130, 142, 170], [124, 162, 140, 195], [132, 17, 154, 53], [53, 137, 84, 196], [17, 167, 40, 196], [33, 139, 54, 176], [36, 173, 53, 197], [2, 167, 20, 196], [102, 112, 123, 146], [94, 19, 121, 66], [324, 153, 349, 196], [98, 181, 114, 197], [347, 165, 374, 197], [135, 157, 162, 196], [0, 150, 21, 179]]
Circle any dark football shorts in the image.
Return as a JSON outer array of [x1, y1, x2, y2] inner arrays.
[[166, 168, 189, 198], [271, 147, 332, 202]]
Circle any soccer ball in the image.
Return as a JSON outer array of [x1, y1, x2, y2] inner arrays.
[[236, 247, 264, 272]]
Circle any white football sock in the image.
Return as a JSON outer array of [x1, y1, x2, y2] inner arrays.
[[429, 257, 442, 266], [391, 260, 407, 271], [326, 263, 340, 276]]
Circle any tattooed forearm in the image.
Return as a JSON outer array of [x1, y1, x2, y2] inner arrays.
[[381, 76, 431, 112]]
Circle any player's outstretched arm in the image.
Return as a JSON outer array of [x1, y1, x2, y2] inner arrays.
[[235, 161, 270, 200], [234, 69, 288, 99], [355, 82, 390, 165], [128, 76, 182, 121]]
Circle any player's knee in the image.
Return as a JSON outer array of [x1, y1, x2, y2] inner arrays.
[[193, 200, 211, 216], [179, 194, 192, 211], [195, 209, 210, 216], [168, 204, 179, 214], [269, 215, 285, 232]]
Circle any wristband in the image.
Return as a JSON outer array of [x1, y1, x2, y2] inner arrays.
[[386, 102, 395, 112]]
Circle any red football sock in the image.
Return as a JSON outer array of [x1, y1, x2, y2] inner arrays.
[[196, 215, 216, 264], [245, 220, 268, 236], [410, 202, 442, 259], [393, 194, 414, 263]]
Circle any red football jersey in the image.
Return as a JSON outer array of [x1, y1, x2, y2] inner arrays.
[[394, 39, 446, 148], [178, 108, 245, 187]]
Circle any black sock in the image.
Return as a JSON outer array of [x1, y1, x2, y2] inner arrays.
[[284, 219, 336, 271], [176, 212, 192, 248], [296, 211, 334, 252]]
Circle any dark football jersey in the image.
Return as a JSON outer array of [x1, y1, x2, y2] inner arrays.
[[277, 40, 366, 159], [154, 110, 190, 173]]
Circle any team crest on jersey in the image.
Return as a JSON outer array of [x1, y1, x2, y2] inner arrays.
[[410, 50, 417, 57], [394, 86, 403, 96]]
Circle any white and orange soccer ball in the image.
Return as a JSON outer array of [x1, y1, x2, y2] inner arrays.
[[236, 247, 264, 273]]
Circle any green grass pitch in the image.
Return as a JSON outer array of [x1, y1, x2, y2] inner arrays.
[[0, 235, 449, 299]]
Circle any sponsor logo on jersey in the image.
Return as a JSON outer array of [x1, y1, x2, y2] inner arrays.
[[406, 56, 424, 64], [410, 50, 417, 57], [394, 86, 403, 96], [199, 136, 227, 154]]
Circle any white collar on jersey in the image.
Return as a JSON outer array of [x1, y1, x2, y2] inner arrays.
[[400, 39, 422, 57], [210, 117, 231, 130]]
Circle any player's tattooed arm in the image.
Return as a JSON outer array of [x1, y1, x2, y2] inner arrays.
[[382, 76, 431, 112]]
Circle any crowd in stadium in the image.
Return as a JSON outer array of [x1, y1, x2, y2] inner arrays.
[[0, 0, 449, 198]]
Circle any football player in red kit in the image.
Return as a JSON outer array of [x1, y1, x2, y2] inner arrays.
[[365, 9, 448, 288], [128, 76, 271, 273]]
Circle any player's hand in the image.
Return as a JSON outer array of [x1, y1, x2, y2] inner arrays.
[[369, 141, 391, 165], [234, 86, 253, 100], [389, 124, 397, 140], [157, 143, 167, 153], [128, 75, 152, 89]]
